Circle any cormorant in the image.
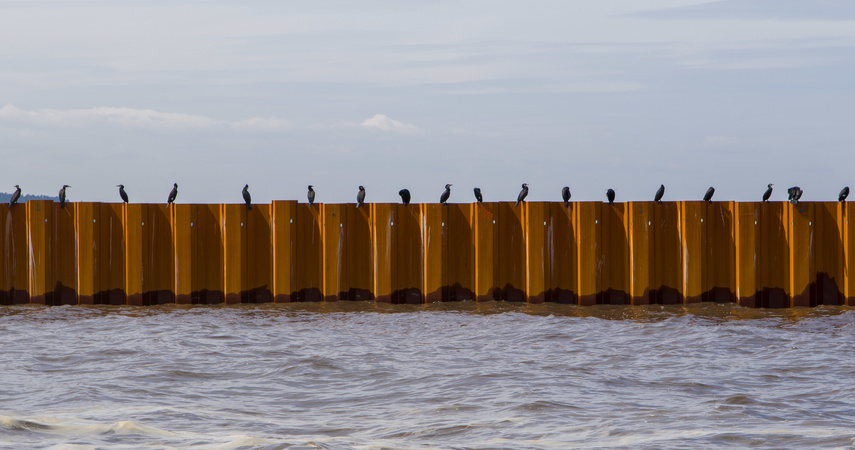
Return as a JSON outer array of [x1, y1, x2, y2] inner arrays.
[[356, 186, 365, 208], [307, 185, 315, 206], [167, 183, 178, 206], [787, 186, 800, 203], [654, 184, 665, 203], [9, 185, 21, 207], [515, 183, 529, 207], [561, 186, 571, 207], [703, 187, 715, 202], [242, 184, 252, 210], [399, 189, 411, 206], [440, 184, 452, 204], [117, 185, 129, 203], [59, 185, 70, 208], [840, 186, 850, 202], [794, 188, 803, 204], [762, 183, 773, 202], [473, 187, 483, 203], [606, 188, 615, 205]]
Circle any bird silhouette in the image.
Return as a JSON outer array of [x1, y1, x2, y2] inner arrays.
[[703, 187, 715, 202], [59, 185, 70, 208], [117, 185, 129, 203], [840, 186, 850, 202], [307, 185, 315, 206], [561, 186, 571, 207], [762, 184, 773, 202], [356, 186, 366, 208], [242, 184, 252, 210], [398, 189, 411, 206], [515, 183, 529, 207], [167, 183, 178, 206], [606, 188, 615, 205], [654, 184, 665, 203], [9, 185, 21, 207], [473, 187, 483, 203], [440, 184, 452, 204]]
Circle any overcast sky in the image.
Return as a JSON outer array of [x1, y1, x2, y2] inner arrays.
[[1, 0, 853, 204]]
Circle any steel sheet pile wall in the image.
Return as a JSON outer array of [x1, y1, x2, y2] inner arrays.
[[0, 201, 851, 307]]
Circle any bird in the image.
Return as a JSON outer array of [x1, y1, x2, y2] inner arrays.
[[840, 186, 850, 202], [703, 187, 715, 202], [9, 185, 21, 207], [606, 188, 615, 205], [794, 188, 803, 204], [654, 184, 665, 203], [515, 183, 529, 207], [440, 184, 452, 204], [59, 185, 70, 208], [307, 185, 315, 206], [762, 183, 773, 202], [561, 186, 571, 207], [473, 187, 483, 203], [117, 185, 129, 203], [167, 183, 178, 206], [787, 186, 800, 204], [356, 186, 365, 208], [242, 184, 252, 210], [398, 189, 411, 206]]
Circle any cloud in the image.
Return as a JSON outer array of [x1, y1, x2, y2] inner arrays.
[[0, 104, 292, 132], [629, 0, 855, 21], [360, 114, 419, 132]]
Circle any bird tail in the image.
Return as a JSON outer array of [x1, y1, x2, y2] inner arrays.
[[565, 200, 569, 207], [514, 201, 520, 207], [247, 204, 252, 210]]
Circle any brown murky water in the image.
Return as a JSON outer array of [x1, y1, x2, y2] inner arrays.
[[1, 302, 854, 448]]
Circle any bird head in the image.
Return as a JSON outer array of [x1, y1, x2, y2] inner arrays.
[[244, 184, 249, 189], [62, 185, 70, 189], [117, 184, 124, 188], [359, 186, 365, 190], [14, 185, 19, 189], [308, 185, 313, 190], [445, 184, 452, 189], [768, 183, 774, 188], [522, 183, 529, 188], [174, 183, 178, 187]]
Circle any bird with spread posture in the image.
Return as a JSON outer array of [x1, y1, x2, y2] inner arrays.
[[9, 185, 21, 207], [59, 185, 70, 208], [762, 184, 773, 202], [399, 189, 411, 206], [307, 185, 315, 206], [606, 189, 615, 205], [654, 184, 665, 203], [440, 184, 452, 204], [840, 186, 850, 202], [117, 185, 129, 203], [356, 186, 366, 208], [787, 186, 800, 204], [561, 187, 571, 207], [473, 187, 483, 203], [242, 184, 252, 210], [703, 187, 715, 202], [515, 183, 529, 207], [167, 183, 178, 206]]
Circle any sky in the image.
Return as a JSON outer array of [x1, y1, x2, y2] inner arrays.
[[0, 0, 853, 204]]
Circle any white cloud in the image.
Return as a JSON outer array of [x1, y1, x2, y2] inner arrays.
[[230, 116, 293, 132], [360, 114, 419, 132]]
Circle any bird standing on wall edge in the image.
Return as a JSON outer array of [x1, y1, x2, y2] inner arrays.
[[59, 185, 70, 208], [399, 189, 411, 206], [606, 188, 615, 205], [440, 184, 452, 204], [117, 185, 129, 203], [762, 183, 773, 202], [356, 186, 366, 208], [703, 187, 715, 202], [473, 187, 483, 203], [307, 185, 315, 206], [9, 185, 21, 207], [562, 186, 571, 207], [515, 183, 529, 206], [840, 186, 850, 202], [654, 184, 665, 203], [167, 183, 178, 206], [242, 184, 252, 210]]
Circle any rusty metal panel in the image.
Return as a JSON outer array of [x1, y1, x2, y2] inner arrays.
[[342, 204, 373, 301], [394, 204, 423, 303], [192, 204, 224, 304], [76, 203, 97, 305], [600, 202, 630, 305], [293, 204, 323, 302], [245, 204, 272, 303], [577, 202, 600, 306], [372, 203, 394, 303], [272, 201, 296, 303], [422, 203, 444, 303], [473, 202, 498, 301], [496, 202, 526, 302], [680, 202, 704, 304], [143, 204, 175, 305], [652, 202, 682, 304], [546, 202, 577, 304], [756, 202, 789, 308], [525, 202, 548, 303], [51, 202, 78, 305], [222, 204, 245, 304], [788, 202, 814, 307], [445, 203, 474, 301], [125, 204, 145, 306], [812, 202, 844, 305], [98, 203, 126, 305], [629, 201, 653, 305], [173, 204, 193, 304], [26, 200, 51, 305], [705, 202, 736, 303], [846, 205, 854, 305], [322, 204, 344, 301], [735, 202, 757, 307]]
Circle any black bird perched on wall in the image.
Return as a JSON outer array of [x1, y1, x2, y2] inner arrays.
[[654, 184, 665, 203], [794, 188, 803, 204], [167, 183, 178, 206], [787, 186, 799, 203], [242, 184, 252, 210], [440, 184, 452, 204], [606, 188, 615, 205], [561, 186, 571, 207], [840, 186, 850, 202], [356, 186, 366, 208], [762, 183, 773, 202], [9, 185, 21, 207], [515, 183, 529, 207], [117, 185, 129, 203], [59, 185, 70, 208], [399, 189, 411, 206], [703, 187, 715, 202], [307, 185, 315, 206], [473, 187, 483, 203]]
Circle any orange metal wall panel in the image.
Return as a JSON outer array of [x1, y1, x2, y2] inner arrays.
[[192, 204, 224, 304], [322, 204, 344, 301], [629, 202, 653, 305], [422, 203, 444, 303], [173, 204, 193, 304], [271, 201, 296, 302], [496, 202, 526, 302], [144, 204, 175, 305], [222, 204, 246, 304], [735, 202, 757, 307], [245, 204, 272, 303], [600, 202, 630, 305], [473, 202, 498, 301], [756, 203, 790, 308], [705, 202, 736, 303], [125, 204, 144, 305], [50, 202, 78, 305], [525, 202, 548, 303], [98, 203, 126, 305], [342, 204, 373, 301], [680, 202, 704, 304], [26, 201, 50, 305], [445, 203, 474, 301], [75, 203, 96, 304], [293, 204, 323, 302], [546, 203, 577, 304], [394, 204, 423, 303], [653, 202, 682, 304], [787, 203, 814, 307], [812, 202, 844, 305], [577, 202, 601, 306], [372, 203, 394, 303], [846, 205, 854, 305]]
